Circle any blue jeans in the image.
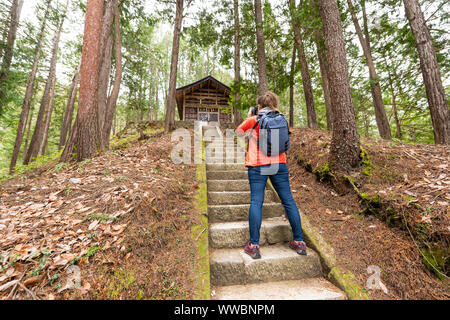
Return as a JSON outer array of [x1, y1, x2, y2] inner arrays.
[[248, 163, 303, 245]]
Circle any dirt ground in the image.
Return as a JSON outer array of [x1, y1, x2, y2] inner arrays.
[[0, 130, 200, 300], [288, 128, 449, 300]]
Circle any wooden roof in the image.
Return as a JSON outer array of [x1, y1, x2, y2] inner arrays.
[[175, 75, 231, 119], [176, 75, 231, 94]]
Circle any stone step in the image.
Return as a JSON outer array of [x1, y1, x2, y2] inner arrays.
[[207, 171, 248, 180], [208, 203, 285, 223], [209, 217, 292, 249], [210, 244, 322, 286], [213, 278, 346, 300], [208, 190, 277, 205], [205, 159, 246, 165], [207, 180, 249, 192], [207, 164, 246, 171]]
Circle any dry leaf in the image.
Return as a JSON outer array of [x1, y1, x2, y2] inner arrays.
[[88, 220, 99, 231], [24, 276, 41, 287], [79, 281, 91, 295]]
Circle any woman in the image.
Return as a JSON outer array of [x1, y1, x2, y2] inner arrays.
[[236, 91, 306, 259]]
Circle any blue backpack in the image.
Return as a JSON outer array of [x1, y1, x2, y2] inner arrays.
[[249, 111, 291, 156]]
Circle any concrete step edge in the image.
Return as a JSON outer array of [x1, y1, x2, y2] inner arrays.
[[213, 278, 346, 300]]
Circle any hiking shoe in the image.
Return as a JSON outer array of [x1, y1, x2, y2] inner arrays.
[[244, 241, 261, 259], [289, 241, 307, 255]]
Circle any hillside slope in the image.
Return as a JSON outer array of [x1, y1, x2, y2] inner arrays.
[[288, 128, 449, 299], [0, 128, 199, 300]]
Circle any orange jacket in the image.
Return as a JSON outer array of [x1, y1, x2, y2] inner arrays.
[[236, 115, 287, 167]]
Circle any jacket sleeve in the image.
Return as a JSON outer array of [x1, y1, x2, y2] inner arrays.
[[236, 116, 256, 135]]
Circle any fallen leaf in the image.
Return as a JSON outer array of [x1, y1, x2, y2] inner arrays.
[[24, 276, 41, 287], [125, 252, 133, 260], [79, 282, 91, 295], [88, 220, 99, 231]]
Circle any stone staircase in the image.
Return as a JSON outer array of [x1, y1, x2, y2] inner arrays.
[[202, 126, 346, 300]]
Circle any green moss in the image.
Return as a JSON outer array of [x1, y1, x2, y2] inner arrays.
[[421, 246, 448, 281], [313, 162, 332, 182], [191, 152, 210, 300], [107, 269, 137, 299], [300, 213, 337, 270], [360, 147, 373, 176], [329, 267, 371, 300]]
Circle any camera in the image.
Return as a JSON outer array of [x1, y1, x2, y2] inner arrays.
[[249, 106, 258, 116]]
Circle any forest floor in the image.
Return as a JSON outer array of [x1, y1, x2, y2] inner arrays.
[[288, 128, 449, 299], [0, 124, 200, 300]]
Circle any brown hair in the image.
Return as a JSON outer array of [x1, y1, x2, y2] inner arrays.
[[257, 91, 280, 111]]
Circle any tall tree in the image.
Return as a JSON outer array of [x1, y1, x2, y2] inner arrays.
[[233, 0, 243, 127], [59, 61, 81, 149], [24, 2, 68, 164], [254, 0, 269, 95], [97, 0, 117, 151], [0, 0, 24, 114], [310, 0, 333, 131], [61, 0, 104, 161], [289, 44, 295, 128], [9, 1, 50, 173], [289, 0, 318, 129], [346, 0, 391, 139], [102, 2, 122, 147], [164, 0, 185, 132], [317, 0, 360, 173], [402, 0, 449, 144]]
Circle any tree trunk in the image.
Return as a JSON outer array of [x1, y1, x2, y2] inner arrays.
[[61, 0, 104, 162], [233, 0, 243, 127], [289, 45, 296, 128], [317, 49, 333, 131], [24, 17, 64, 164], [39, 78, 56, 155], [0, 0, 24, 114], [254, 0, 269, 95], [289, 0, 318, 129], [310, 0, 333, 131], [347, 0, 391, 139], [155, 84, 159, 121], [59, 61, 81, 149], [384, 56, 402, 140], [23, 102, 35, 161], [147, 82, 152, 121], [9, 2, 49, 173], [317, 0, 361, 173], [97, 0, 117, 151], [164, 0, 183, 132], [403, 0, 449, 144], [102, 2, 122, 147]]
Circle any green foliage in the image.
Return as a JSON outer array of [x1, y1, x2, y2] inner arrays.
[[313, 161, 332, 182], [0, 0, 449, 177], [360, 147, 373, 176], [421, 246, 448, 281]]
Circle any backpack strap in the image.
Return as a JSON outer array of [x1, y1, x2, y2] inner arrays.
[[247, 117, 261, 153]]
